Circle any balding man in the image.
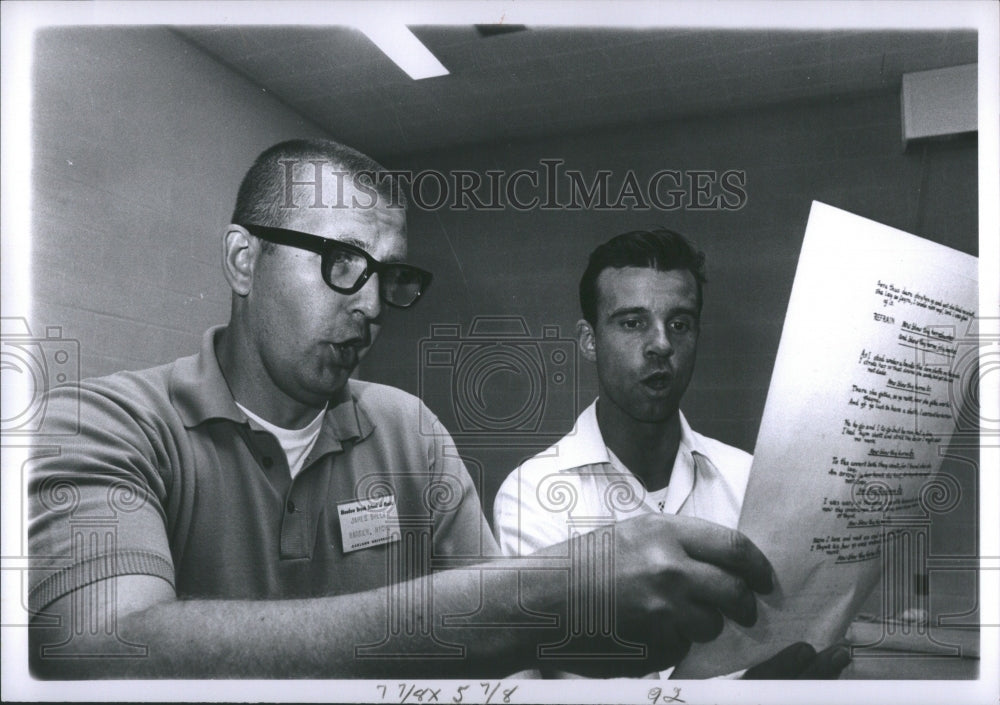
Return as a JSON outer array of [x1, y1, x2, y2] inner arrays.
[[29, 139, 775, 679]]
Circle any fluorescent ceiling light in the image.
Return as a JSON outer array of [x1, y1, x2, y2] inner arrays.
[[360, 25, 449, 81]]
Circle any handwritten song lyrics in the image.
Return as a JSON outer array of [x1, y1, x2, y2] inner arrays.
[[674, 201, 977, 678], [815, 280, 974, 564]]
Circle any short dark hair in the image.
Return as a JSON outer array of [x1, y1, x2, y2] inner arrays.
[[231, 138, 406, 250], [579, 228, 707, 326]]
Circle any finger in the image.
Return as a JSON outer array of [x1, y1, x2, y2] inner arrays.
[[743, 642, 815, 679], [677, 558, 759, 627], [671, 517, 774, 594], [799, 644, 851, 679], [672, 603, 725, 643]]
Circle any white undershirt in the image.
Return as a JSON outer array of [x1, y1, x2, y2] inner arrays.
[[235, 402, 325, 479], [607, 448, 674, 512]]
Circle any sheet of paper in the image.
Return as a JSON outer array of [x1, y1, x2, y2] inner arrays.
[[674, 201, 978, 678]]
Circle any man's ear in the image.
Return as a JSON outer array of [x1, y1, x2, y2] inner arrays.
[[576, 319, 598, 363], [222, 225, 260, 296]]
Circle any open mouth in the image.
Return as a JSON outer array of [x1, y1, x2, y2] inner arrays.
[[327, 341, 362, 367], [641, 370, 673, 391]]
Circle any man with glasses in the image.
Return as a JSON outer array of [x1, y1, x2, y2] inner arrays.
[[29, 139, 778, 679]]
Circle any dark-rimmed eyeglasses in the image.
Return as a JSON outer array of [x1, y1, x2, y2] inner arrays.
[[238, 223, 432, 309]]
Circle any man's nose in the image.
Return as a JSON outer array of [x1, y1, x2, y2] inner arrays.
[[350, 272, 382, 320], [644, 323, 673, 357]]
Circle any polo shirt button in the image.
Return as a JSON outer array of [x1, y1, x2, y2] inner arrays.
[[262, 456, 274, 468], [286, 500, 296, 513]]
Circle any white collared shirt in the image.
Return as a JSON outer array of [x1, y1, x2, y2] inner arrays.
[[493, 399, 753, 557]]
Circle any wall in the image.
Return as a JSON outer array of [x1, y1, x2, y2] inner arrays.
[[362, 91, 979, 619], [30, 27, 329, 378]]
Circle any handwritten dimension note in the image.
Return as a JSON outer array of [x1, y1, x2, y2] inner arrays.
[[374, 682, 518, 704]]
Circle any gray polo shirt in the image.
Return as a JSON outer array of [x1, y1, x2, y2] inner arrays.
[[29, 326, 498, 613]]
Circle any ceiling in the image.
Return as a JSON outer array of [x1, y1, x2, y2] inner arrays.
[[176, 26, 977, 159]]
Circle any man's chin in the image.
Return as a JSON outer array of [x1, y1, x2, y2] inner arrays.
[[302, 368, 354, 404], [634, 400, 681, 424]]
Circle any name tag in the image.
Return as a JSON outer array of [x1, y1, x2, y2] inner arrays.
[[337, 495, 400, 553]]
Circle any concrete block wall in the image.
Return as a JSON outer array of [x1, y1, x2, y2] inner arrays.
[[29, 27, 329, 378]]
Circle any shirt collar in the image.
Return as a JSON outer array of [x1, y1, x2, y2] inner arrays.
[[169, 325, 374, 445], [550, 400, 613, 469], [676, 408, 713, 462], [170, 326, 244, 427], [555, 398, 716, 475], [323, 385, 374, 445]]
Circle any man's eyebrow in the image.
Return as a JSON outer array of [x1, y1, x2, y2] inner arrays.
[[607, 306, 649, 320], [330, 235, 407, 264], [669, 305, 700, 318], [332, 235, 371, 252], [607, 305, 700, 320]]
